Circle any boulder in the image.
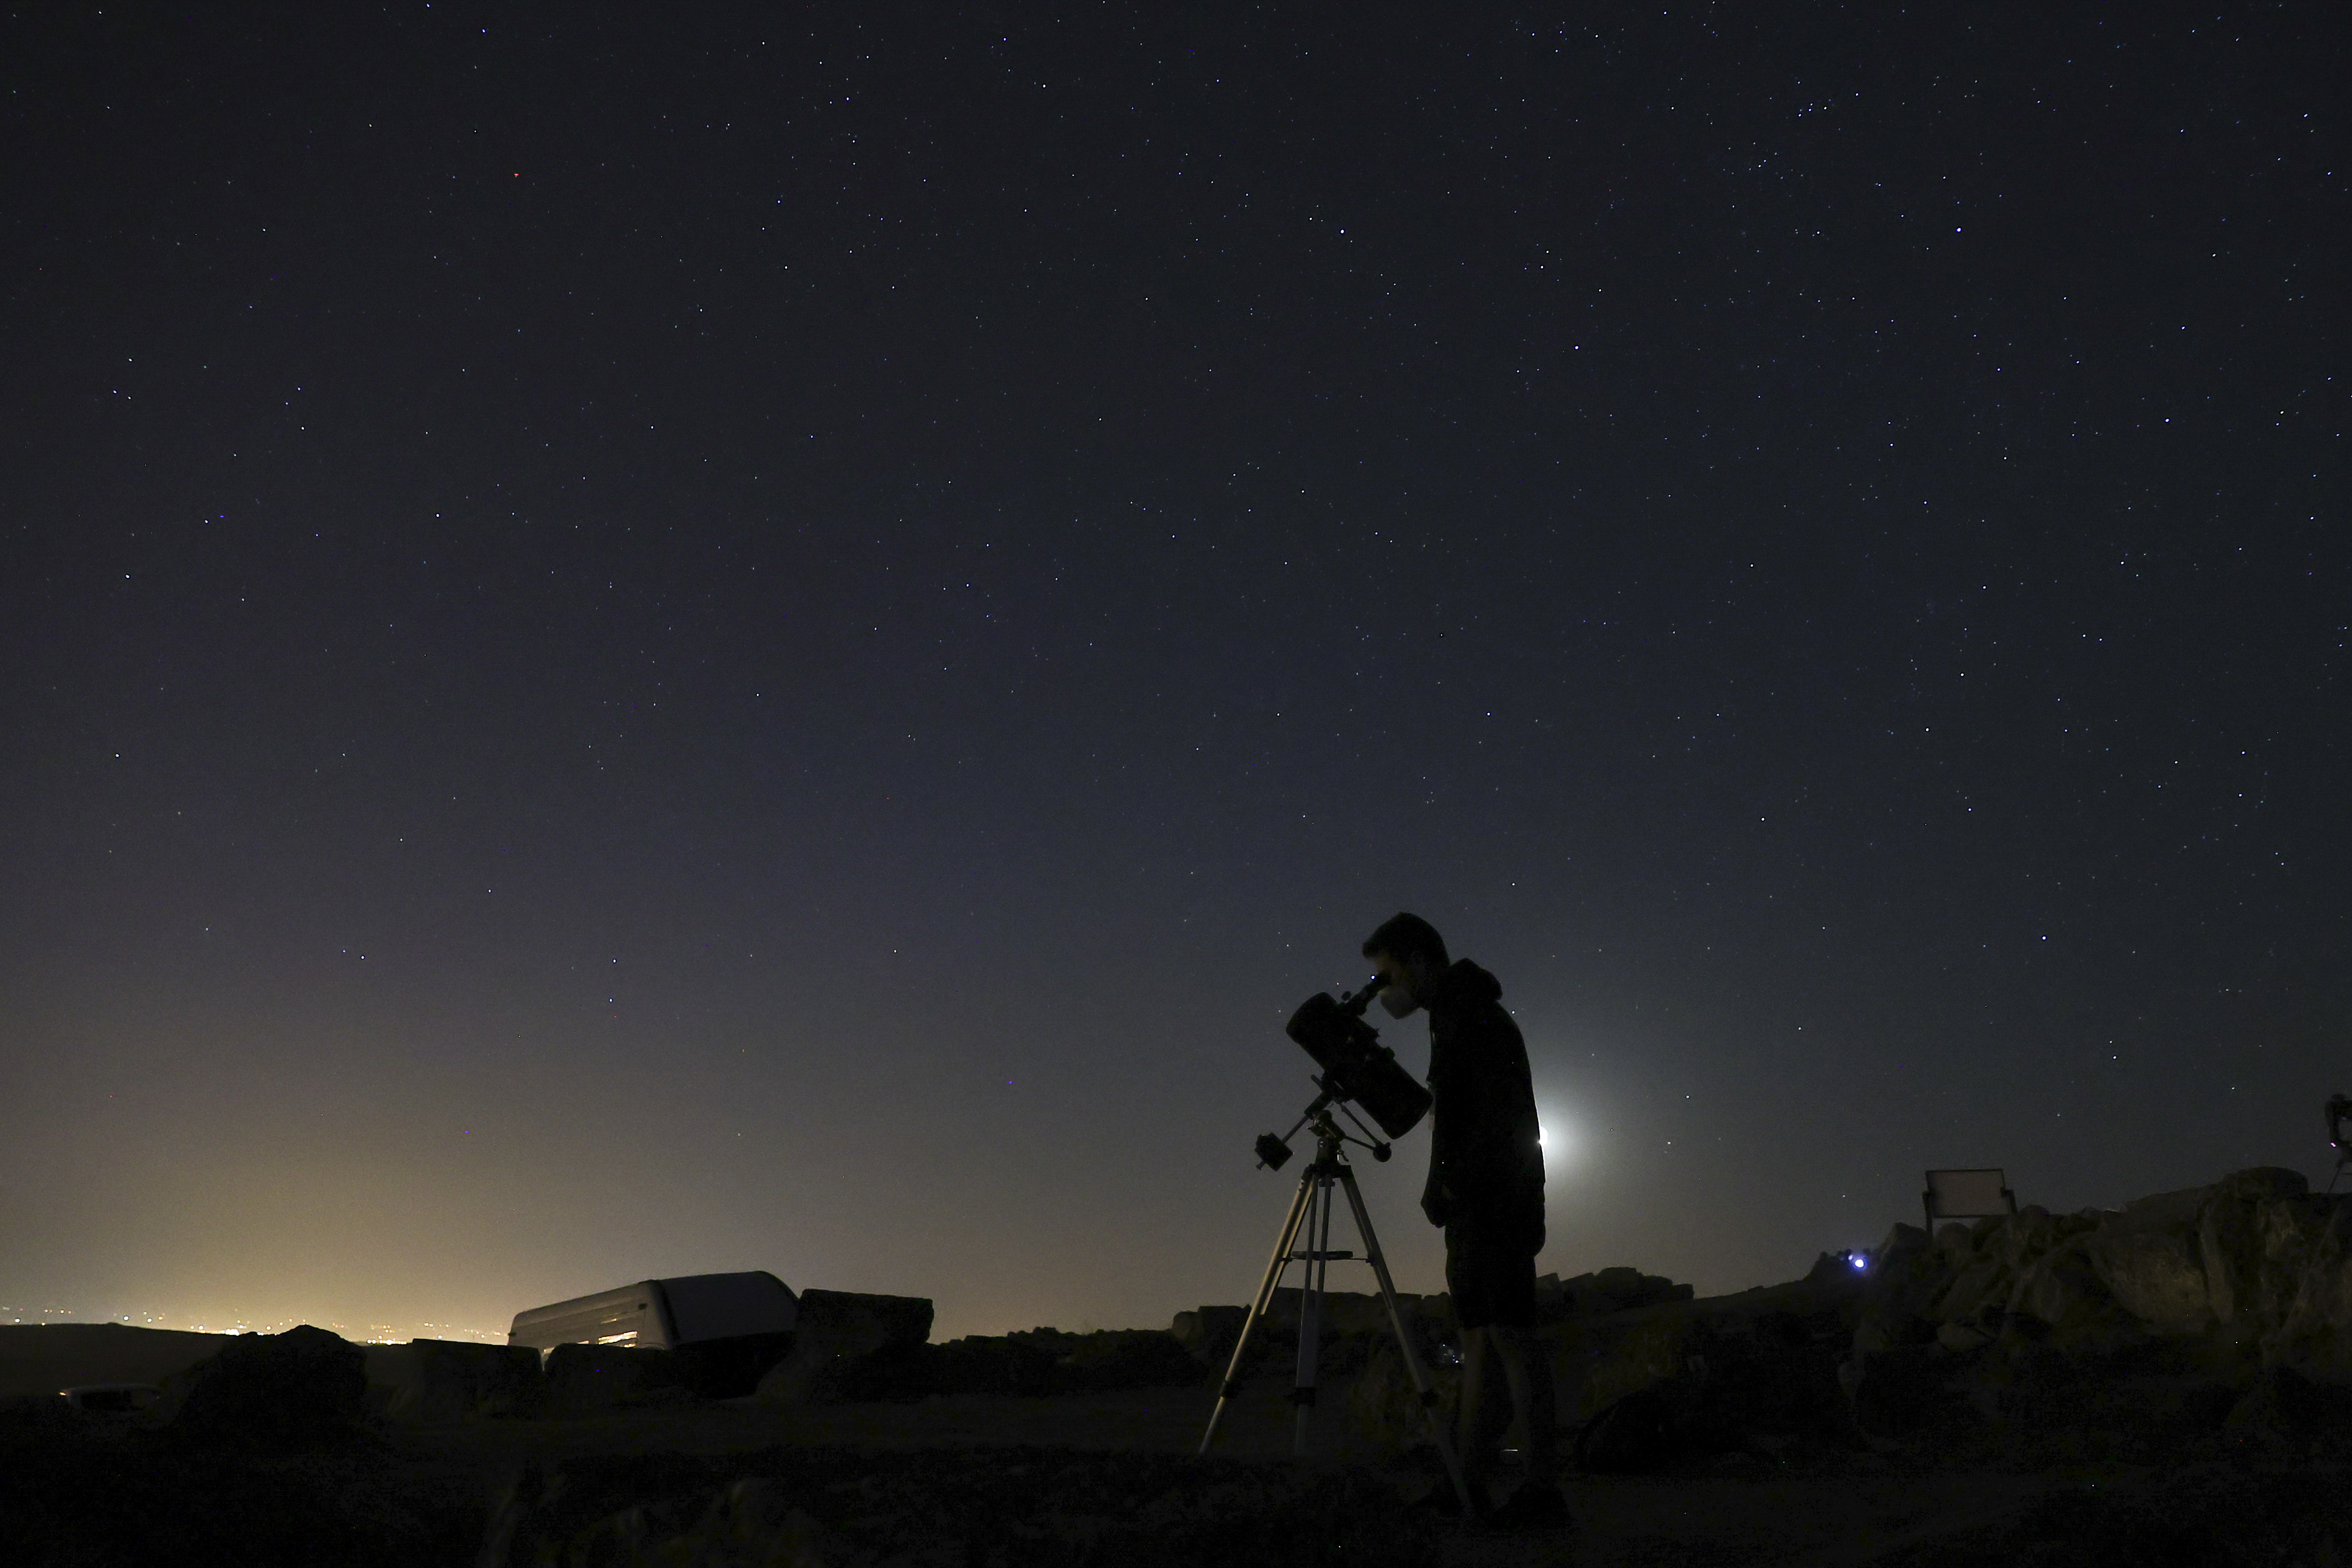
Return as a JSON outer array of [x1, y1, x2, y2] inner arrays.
[[1561, 1299, 1854, 1470], [164, 1324, 367, 1448], [543, 1343, 695, 1414], [1347, 1331, 1460, 1456], [1562, 1268, 1693, 1314], [2008, 1236, 2144, 1350], [1574, 1384, 1682, 1472], [2200, 1167, 2309, 1328], [2107, 1186, 2211, 1233], [2225, 1363, 2352, 1449], [1853, 1228, 1954, 1355], [2085, 1228, 2211, 1334], [1930, 1257, 2014, 1329], [928, 1327, 1205, 1397], [755, 1290, 932, 1406], [1936, 1321, 1993, 1353], [668, 1332, 797, 1400], [2253, 1194, 2342, 1330], [1169, 1306, 1245, 1365], [927, 1334, 1062, 1396], [1574, 1306, 1708, 1423], [363, 1338, 542, 1421], [1843, 1341, 1976, 1443], [1174, 1292, 1437, 1383], [2256, 1200, 2352, 1376], [1055, 1328, 1206, 1391], [1985, 1210, 2071, 1271], [1260, 1287, 1402, 1337]]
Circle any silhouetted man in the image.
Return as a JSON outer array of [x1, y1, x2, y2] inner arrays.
[[1363, 912, 1566, 1528]]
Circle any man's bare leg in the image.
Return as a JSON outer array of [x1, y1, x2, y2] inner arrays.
[[1452, 1327, 1521, 1506], [1480, 1323, 1570, 1527], [1488, 1324, 1558, 1478]]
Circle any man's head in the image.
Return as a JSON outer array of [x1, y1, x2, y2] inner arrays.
[[1362, 912, 1449, 1019]]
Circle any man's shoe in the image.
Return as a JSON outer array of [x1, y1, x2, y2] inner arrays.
[[1485, 1481, 1572, 1531]]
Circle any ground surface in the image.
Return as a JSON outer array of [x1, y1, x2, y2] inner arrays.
[[9, 1326, 2352, 1564]]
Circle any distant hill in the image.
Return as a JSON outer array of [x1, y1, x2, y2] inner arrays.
[[0, 1323, 234, 1396]]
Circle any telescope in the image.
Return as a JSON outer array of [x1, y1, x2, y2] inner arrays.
[[1252, 980, 1433, 1169], [1203, 974, 1469, 1509]]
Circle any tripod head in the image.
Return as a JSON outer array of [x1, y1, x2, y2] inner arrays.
[[1255, 1094, 1392, 1170]]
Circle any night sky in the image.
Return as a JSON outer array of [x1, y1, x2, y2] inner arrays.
[[5, 3, 2347, 1343]]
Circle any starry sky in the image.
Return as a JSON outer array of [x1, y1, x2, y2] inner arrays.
[[3, 3, 2347, 1342]]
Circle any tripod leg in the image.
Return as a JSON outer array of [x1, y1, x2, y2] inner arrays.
[[1291, 1171, 1336, 1455], [1199, 1168, 1316, 1454], [1337, 1165, 1473, 1517]]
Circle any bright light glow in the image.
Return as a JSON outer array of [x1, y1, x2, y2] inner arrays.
[[1536, 1107, 1576, 1162]]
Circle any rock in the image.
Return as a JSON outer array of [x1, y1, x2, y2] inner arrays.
[[1055, 1328, 1206, 1391], [1685, 1307, 1856, 1459], [1565, 1301, 1852, 1470], [1844, 1341, 1975, 1443], [543, 1343, 695, 1414], [1930, 1257, 2015, 1328], [1934, 1223, 1976, 1261], [1985, 1211, 2065, 1271], [2256, 1199, 2352, 1375], [1576, 1308, 1707, 1421], [1574, 1384, 1682, 1472], [2085, 1227, 2211, 1333], [2201, 1168, 2310, 1329], [363, 1338, 542, 1421], [1937, 1321, 1993, 1353], [1803, 1251, 1857, 1287], [926, 1334, 1061, 1396], [931, 1326, 1206, 1396], [1591, 1265, 1648, 1304], [2253, 1194, 2341, 1330], [164, 1324, 367, 1448], [1170, 1305, 1246, 1364], [1551, 1270, 1692, 1316], [1175, 1292, 1434, 1384], [1347, 1331, 1460, 1456], [2224, 1364, 2352, 1449], [2008, 1236, 2144, 1350], [754, 1289, 932, 1406], [2107, 1186, 2211, 1233], [1877, 1222, 1930, 1262], [1853, 1230, 1955, 1356], [1265, 1287, 1404, 1337], [665, 1331, 797, 1400]]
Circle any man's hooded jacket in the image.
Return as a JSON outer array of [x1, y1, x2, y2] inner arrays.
[[1420, 959, 1546, 1249]]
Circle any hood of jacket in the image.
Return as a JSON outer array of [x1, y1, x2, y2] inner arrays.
[[1427, 958, 1502, 1012]]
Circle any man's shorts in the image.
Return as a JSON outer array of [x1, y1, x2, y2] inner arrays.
[[1443, 1219, 1539, 1330]]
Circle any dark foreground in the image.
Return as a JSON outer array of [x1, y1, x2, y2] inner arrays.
[[8, 1386, 2352, 1568], [21, 1165, 2352, 1564]]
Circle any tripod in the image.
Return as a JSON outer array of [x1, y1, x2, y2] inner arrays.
[[1198, 1104, 1471, 1514]]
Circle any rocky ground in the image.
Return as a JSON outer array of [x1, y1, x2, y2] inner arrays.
[[13, 1166, 2352, 1565]]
